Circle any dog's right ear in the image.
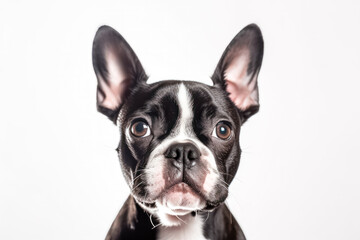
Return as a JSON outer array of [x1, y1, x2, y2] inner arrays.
[[92, 25, 147, 123]]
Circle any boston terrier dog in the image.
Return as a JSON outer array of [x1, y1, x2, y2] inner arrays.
[[92, 23, 263, 240]]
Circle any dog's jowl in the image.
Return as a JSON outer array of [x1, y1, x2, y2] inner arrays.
[[92, 23, 264, 240]]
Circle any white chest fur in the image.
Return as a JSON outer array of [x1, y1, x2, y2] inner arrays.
[[157, 215, 208, 240]]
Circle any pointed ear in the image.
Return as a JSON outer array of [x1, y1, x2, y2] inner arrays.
[[92, 25, 147, 123], [212, 24, 264, 123]]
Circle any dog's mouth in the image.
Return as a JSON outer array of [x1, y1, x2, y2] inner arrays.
[[133, 181, 227, 216], [148, 182, 206, 226], [156, 182, 206, 215]]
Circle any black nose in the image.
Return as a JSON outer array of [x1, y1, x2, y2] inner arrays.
[[164, 142, 201, 168]]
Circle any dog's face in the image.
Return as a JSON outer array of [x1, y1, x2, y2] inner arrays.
[[92, 24, 263, 226]]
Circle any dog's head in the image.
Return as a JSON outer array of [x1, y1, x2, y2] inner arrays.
[[92, 24, 263, 226]]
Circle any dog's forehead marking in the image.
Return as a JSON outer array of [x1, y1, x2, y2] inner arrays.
[[176, 83, 193, 137]]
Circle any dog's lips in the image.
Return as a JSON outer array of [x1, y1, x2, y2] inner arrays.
[[157, 182, 206, 214]]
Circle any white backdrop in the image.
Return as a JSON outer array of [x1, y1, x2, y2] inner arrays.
[[1, 0, 360, 239]]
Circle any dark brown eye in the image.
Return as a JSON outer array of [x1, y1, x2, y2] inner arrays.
[[213, 122, 232, 140], [131, 121, 150, 137]]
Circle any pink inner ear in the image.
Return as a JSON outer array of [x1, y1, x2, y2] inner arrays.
[[224, 50, 259, 110], [97, 50, 128, 110]]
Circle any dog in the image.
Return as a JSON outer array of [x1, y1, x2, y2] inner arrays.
[[92, 23, 263, 240]]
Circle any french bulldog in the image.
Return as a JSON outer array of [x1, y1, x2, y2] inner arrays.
[[92, 23, 264, 240]]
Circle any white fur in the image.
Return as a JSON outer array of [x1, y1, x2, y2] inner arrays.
[[125, 127, 134, 144], [157, 214, 208, 240], [177, 83, 193, 136]]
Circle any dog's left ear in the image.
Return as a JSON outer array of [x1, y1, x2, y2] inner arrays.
[[92, 25, 147, 123], [212, 24, 264, 123]]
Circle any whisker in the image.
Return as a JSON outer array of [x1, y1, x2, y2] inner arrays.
[[131, 181, 144, 192], [217, 171, 235, 178], [217, 171, 244, 183], [151, 222, 162, 229], [217, 182, 229, 191], [218, 178, 230, 186], [149, 214, 155, 228], [204, 212, 210, 223], [175, 215, 187, 225], [133, 173, 145, 182], [133, 166, 157, 174]]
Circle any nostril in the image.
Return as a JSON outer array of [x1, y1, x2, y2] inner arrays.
[[188, 150, 198, 160], [168, 149, 177, 159], [165, 147, 183, 161], [175, 149, 182, 160], [186, 149, 199, 168]]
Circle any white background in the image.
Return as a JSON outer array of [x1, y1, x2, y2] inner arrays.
[[1, 0, 360, 239]]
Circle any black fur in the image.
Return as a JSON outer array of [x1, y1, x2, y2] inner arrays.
[[105, 196, 158, 240]]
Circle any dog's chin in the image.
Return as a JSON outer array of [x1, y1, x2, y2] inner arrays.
[[133, 182, 226, 226], [155, 182, 206, 227]]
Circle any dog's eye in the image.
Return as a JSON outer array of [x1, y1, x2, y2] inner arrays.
[[212, 122, 232, 140], [131, 121, 150, 137]]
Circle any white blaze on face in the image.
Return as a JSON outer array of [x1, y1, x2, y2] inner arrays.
[[177, 83, 193, 137], [144, 83, 221, 226]]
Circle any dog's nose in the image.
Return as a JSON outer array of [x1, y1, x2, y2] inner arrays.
[[164, 143, 201, 168]]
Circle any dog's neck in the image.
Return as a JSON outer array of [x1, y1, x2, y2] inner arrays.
[[135, 195, 208, 239], [157, 214, 207, 240], [105, 195, 245, 240]]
